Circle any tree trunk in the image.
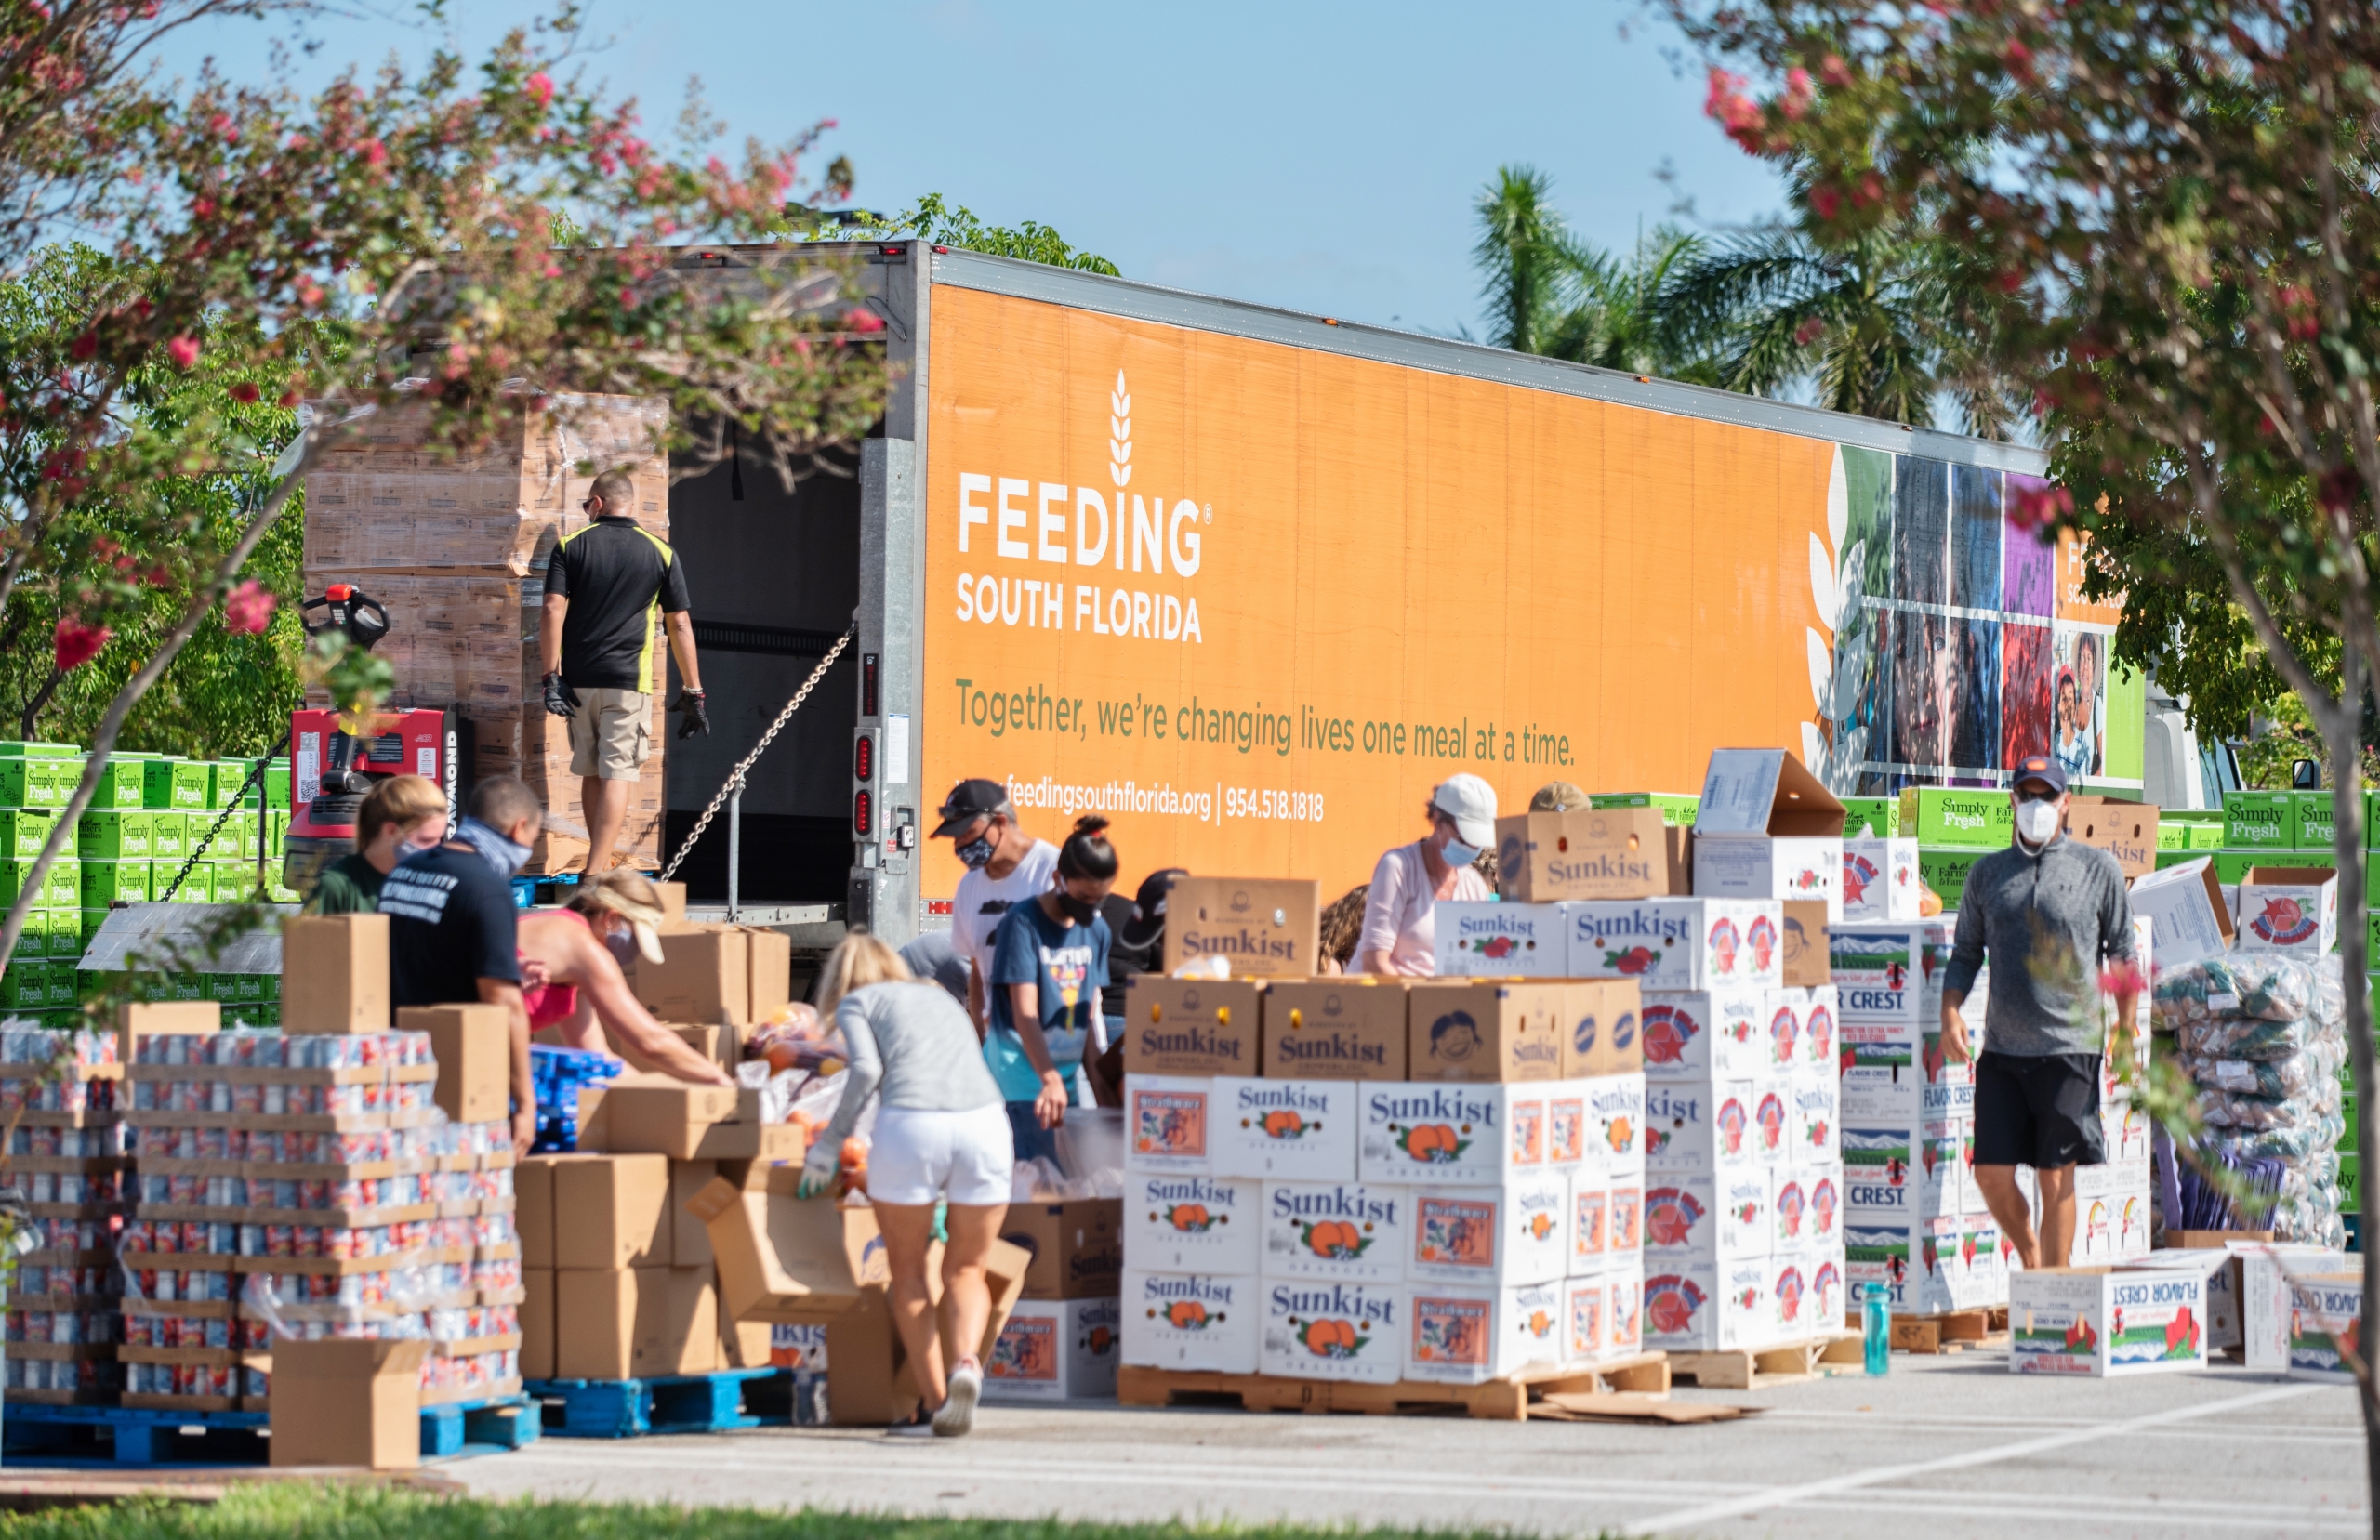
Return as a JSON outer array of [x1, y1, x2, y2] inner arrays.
[[2321, 649, 2380, 1517]]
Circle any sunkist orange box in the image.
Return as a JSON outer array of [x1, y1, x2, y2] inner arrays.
[[1260, 979, 1408, 1080], [1405, 981, 1565, 1083]]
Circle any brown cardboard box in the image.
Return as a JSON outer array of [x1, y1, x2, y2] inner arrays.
[[589, 1082, 796, 1162], [399, 1004, 510, 1124], [657, 881, 689, 928], [2068, 796, 2161, 880], [721, 1298, 773, 1368], [1260, 979, 1408, 1080], [517, 1152, 604, 1269], [552, 1153, 673, 1270], [1556, 981, 1643, 1077], [1163, 876, 1321, 978], [1120, 976, 1261, 1076], [1781, 901, 1831, 987], [690, 1178, 891, 1325], [1493, 807, 1681, 901], [635, 928, 751, 1025], [999, 1198, 1124, 1299], [1407, 981, 1565, 1082], [745, 928, 792, 1021], [522, 1269, 555, 1380], [1694, 748, 1849, 836], [280, 914, 390, 1033], [118, 1001, 219, 1066], [671, 1160, 718, 1270], [268, 1337, 429, 1469], [553, 1266, 721, 1379]]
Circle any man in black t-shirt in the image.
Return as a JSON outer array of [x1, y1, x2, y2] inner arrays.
[[383, 777, 544, 1152], [539, 467, 706, 873]]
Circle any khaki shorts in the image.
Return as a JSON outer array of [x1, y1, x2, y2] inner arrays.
[[567, 688, 652, 780]]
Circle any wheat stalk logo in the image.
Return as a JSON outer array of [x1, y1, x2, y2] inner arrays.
[[1110, 371, 1132, 490]]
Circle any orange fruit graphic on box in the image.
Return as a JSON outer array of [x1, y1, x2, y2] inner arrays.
[[1166, 1300, 1210, 1330]]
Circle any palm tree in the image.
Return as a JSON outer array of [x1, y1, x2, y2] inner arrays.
[[1471, 165, 1713, 380], [1656, 176, 2019, 437]]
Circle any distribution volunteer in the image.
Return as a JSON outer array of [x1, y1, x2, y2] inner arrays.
[[539, 467, 708, 875], [516, 869, 734, 1086], [932, 778, 1059, 1032], [1355, 774, 1497, 976], [796, 933, 1011, 1439], [985, 815, 1118, 1162], [1940, 753, 2137, 1271], [1530, 780, 1591, 812], [896, 928, 972, 1007], [304, 774, 448, 915], [382, 776, 544, 1153]]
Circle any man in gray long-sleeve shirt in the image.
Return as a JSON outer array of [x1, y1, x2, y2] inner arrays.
[[1941, 754, 2136, 1271]]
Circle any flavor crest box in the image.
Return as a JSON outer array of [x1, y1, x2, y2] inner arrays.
[[1258, 1180, 1407, 1283], [1844, 1116, 1968, 1218], [1122, 1172, 1260, 1273], [1125, 1075, 1215, 1176], [1259, 1278, 1405, 1383], [1210, 1076, 1360, 1181], [1638, 990, 1765, 1082], [1567, 900, 1783, 993], [1119, 1269, 1259, 1374], [1830, 921, 1958, 1033], [2008, 1260, 2215, 1377]]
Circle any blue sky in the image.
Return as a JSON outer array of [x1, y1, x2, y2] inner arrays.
[[157, 0, 1786, 335]]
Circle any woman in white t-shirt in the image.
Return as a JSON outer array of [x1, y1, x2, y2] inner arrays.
[[1356, 774, 1498, 976]]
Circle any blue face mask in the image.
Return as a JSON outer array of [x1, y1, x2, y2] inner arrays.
[[1440, 836, 1481, 869], [954, 835, 995, 870]]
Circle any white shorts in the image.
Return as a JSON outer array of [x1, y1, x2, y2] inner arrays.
[[868, 1103, 1014, 1207]]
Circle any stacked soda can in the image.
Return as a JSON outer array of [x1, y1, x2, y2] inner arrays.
[[1118, 971, 1648, 1387], [0, 1025, 129, 1404], [121, 1027, 520, 1409]]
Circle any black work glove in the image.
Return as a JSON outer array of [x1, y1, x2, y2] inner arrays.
[[672, 687, 710, 739], [542, 672, 578, 719]]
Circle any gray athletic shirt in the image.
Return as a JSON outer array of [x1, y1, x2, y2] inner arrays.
[[815, 981, 1004, 1154], [1942, 835, 2135, 1057]]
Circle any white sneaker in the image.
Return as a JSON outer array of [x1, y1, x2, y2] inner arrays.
[[886, 1408, 934, 1438], [933, 1359, 982, 1438]]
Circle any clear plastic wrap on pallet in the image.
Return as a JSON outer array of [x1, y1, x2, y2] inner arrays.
[[2177, 1037, 2347, 1105], [121, 1362, 251, 1397], [2152, 954, 2321, 1029], [121, 1312, 269, 1350], [0, 1027, 118, 1071], [2198, 1073, 2342, 1132], [6, 1309, 121, 1345], [135, 1028, 433, 1069]]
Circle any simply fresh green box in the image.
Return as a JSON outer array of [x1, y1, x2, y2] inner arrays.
[[142, 757, 208, 812], [2, 962, 52, 1011], [2223, 790, 2294, 850], [2294, 791, 2341, 850], [0, 809, 57, 861], [148, 811, 186, 861], [76, 809, 151, 860], [80, 859, 149, 907], [0, 757, 64, 809], [1920, 846, 1993, 908], [0, 859, 76, 908], [86, 755, 148, 810], [1840, 796, 1897, 839], [0, 742, 76, 757], [205, 760, 255, 810], [1899, 787, 2014, 847], [1589, 792, 1699, 826]]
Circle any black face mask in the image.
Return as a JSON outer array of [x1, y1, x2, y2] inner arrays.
[[1055, 891, 1098, 924]]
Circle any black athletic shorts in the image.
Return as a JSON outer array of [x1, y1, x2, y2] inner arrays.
[[1972, 1050, 2105, 1169]]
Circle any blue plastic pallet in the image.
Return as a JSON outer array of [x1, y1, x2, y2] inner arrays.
[[525, 1368, 784, 1438], [1, 1393, 537, 1466]]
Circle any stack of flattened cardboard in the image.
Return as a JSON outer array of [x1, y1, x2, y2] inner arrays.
[[299, 396, 672, 875]]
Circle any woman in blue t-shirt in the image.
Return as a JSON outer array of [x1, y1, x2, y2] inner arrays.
[[986, 815, 1117, 1163]]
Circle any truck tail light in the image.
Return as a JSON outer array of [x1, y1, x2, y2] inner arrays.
[[853, 789, 873, 836], [853, 733, 873, 783]]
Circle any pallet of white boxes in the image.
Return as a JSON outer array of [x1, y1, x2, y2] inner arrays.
[[1116, 878, 1668, 1418]]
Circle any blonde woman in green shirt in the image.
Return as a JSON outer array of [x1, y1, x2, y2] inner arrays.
[[304, 775, 448, 915]]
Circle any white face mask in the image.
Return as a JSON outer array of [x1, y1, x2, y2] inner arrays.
[[2015, 798, 2061, 846]]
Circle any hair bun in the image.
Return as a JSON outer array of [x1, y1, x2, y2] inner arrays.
[[1073, 814, 1111, 838]]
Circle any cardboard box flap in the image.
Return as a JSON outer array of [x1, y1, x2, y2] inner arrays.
[[691, 1178, 891, 1324], [1695, 749, 1846, 837], [270, 1336, 430, 1379], [2126, 856, 2235, 960], [2068, 796, 2162, 880], [2242, 865, 2337, 886]]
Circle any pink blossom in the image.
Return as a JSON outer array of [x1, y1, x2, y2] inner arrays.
[[362, 138, 387, 168], [2097, 959, 2147, 1003], [1820, 54, 1852, 86], [1810, 184, 1843, 221], [53, 618, 110, 672], [1794, 316, 1826, 346], [2002, 38, 2037, 82], [2007, 481, 2073, 533], [525, 72, 555, 109], [223, 581, 276, 636], [229, 381, 259, 403], [845, 307, 885, 334], [1782, 67, 1814, 120], [166, 336, 200, 369]]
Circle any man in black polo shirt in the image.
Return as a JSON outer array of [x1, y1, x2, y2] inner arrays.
[[540, 467, 707, 873], [381, 776, 545, 1153]]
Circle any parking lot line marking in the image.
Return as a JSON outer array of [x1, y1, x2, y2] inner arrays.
[[1620, 1382, 2327, 1536]]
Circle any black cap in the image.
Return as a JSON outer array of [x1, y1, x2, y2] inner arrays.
[[2013, 756, 2069, 796], [931, 778, 1013, 838], [1119, 868, 1189, 949]]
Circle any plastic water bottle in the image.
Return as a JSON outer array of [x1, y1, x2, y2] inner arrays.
[[1862, 1283, 1891, 1375]]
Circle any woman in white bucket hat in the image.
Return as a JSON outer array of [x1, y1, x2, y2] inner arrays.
[[1355, 773, 1498, 977]]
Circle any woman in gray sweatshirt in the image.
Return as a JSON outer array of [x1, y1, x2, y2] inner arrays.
[[797, 932, 1011, 1439]]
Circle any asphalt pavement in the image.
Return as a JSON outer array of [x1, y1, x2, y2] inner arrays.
[[455, 1352, 2367, 1539]]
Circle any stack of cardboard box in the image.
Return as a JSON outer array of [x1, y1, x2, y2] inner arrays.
[[518, 1152, 734, 1382], [299, 396, 673, 874], [985, 1194, 1121, 1401], [115, 918, 523, 1412], [0, 1015, 137, 1405]]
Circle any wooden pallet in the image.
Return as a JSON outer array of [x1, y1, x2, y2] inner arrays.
[[1117, 1352, 1670, 1423], [1668, 1333, 1857, 1389], [1837, 1308, 2013, 1356]]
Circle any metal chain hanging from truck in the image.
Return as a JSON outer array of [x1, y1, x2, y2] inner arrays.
[[155, 748, 285, 903], [659, 625, 855, 882]]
